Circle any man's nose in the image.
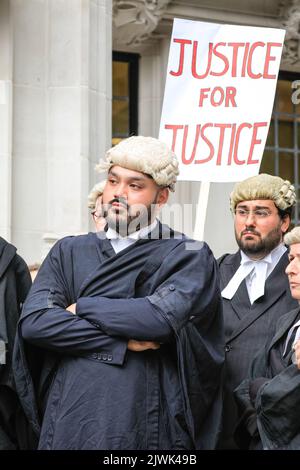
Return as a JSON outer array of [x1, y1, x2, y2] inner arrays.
[[245, 212, 256, 225], [114, 183, 128, 199], [286, 259, 296, 275]]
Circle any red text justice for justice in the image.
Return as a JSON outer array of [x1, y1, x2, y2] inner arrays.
[[163, 39, 279, 166], [170, 39, 282, 79], [165, 122, 268, 166]]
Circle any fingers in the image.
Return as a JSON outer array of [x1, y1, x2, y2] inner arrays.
[[147, 341, 160, 350], [127, 339, 160, 352]]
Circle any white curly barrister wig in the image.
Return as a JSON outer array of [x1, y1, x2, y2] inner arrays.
[[230, 173, 296, 213], [284, 226, 300, 246], [95, 136, 179, 192]]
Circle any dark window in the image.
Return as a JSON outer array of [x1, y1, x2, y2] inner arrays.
[[112, 52, 139, 146], [261, 72, 300, 224]]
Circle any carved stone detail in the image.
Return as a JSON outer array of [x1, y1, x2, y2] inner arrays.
[[113, 0, 171, 46], [281, 0, 300, 65]]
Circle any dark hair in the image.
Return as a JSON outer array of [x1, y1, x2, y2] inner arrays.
[[278, 205, 293, 220]]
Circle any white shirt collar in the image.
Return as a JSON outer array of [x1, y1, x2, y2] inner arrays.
[[222, 243, 287, 304], [106, 219, 158, 241]]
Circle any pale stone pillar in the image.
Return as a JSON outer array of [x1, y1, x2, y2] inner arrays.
[[0, 0, 12, 241], [10, 0, 112, 264]]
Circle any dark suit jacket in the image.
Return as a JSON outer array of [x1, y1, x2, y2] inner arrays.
[[218, 250, 298, 448]]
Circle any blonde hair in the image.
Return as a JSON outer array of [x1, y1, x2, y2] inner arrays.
[[284, 226, 300, 246]]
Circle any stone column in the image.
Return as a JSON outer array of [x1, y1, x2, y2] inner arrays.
[[0, 0, 12, 241], [10, 0, 112, 263]]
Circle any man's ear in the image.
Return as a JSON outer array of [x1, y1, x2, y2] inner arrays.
[[157, 188, 169, 207], [281, 214, 291, 234]]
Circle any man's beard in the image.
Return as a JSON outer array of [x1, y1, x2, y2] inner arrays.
[[103, 195, 159, 237], [235, 223, 283, 258]]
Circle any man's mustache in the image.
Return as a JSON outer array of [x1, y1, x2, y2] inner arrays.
[[108, 197, 129, 210], [241, 228, 260, 237]]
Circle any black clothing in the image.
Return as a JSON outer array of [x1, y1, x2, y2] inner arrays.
[[235, 307, 300, 450], [0, 237, 31, 449], [14, 226, 224, 450], [218, 250, 298, 448]]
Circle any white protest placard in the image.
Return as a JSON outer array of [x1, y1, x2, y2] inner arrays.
[[159, 19, 285, 183]]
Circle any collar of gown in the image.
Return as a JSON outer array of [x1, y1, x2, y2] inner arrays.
[[106, 219, 158, 241]]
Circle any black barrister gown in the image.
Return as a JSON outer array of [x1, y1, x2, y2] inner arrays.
[[234, 306, 300, 450], [0, 237, 32, 449], [13, 223, 224, 450]]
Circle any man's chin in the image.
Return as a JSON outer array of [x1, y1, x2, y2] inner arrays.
[[108, 206, 128, 217], [238, 238, 262, 253], [242, 240, 257, 249], [106, 214, 128, 230]]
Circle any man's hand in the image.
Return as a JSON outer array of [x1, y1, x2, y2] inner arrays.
[[127, 339, 160, 352], [66, 303, 76, 315], [93, 195, 106, 232], [294, 340, 300, 369]]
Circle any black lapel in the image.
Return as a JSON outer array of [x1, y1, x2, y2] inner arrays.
[[268, 306, 300, 351], [250, 251, 291, 317], [219, 251, 241, 289], [96, 237, 116, 260], [227, 252, 292, 342], [77, 236, 142, 297], [77, 222, 177, 298], [231, 282, 251, 320], [92, 220, 169, 263], [0, 237, 16, 278]]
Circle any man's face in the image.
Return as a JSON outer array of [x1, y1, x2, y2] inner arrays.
[[234, 199, 290, 259], [286, 243, 300, 301], [102, 165, 168, 235]]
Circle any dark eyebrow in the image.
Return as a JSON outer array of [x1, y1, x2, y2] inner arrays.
[[237, 204, 271, 210], [108, 170, 118, 178], [108, 169, 150, 182]]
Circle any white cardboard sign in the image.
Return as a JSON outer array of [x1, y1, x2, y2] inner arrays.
[[159, 19, 285, 182]]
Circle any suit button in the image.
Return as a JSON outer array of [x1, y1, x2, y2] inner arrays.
[[107, 355, 113, 361], [169, 284, 175, 291], [225, 345, 231, 352], [102, 353, 108, 361]]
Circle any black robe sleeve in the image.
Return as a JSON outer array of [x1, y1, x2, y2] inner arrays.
[[75, 240, 218, 343], [19, 238, 127, 365], [74, 239, 225, 450]]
